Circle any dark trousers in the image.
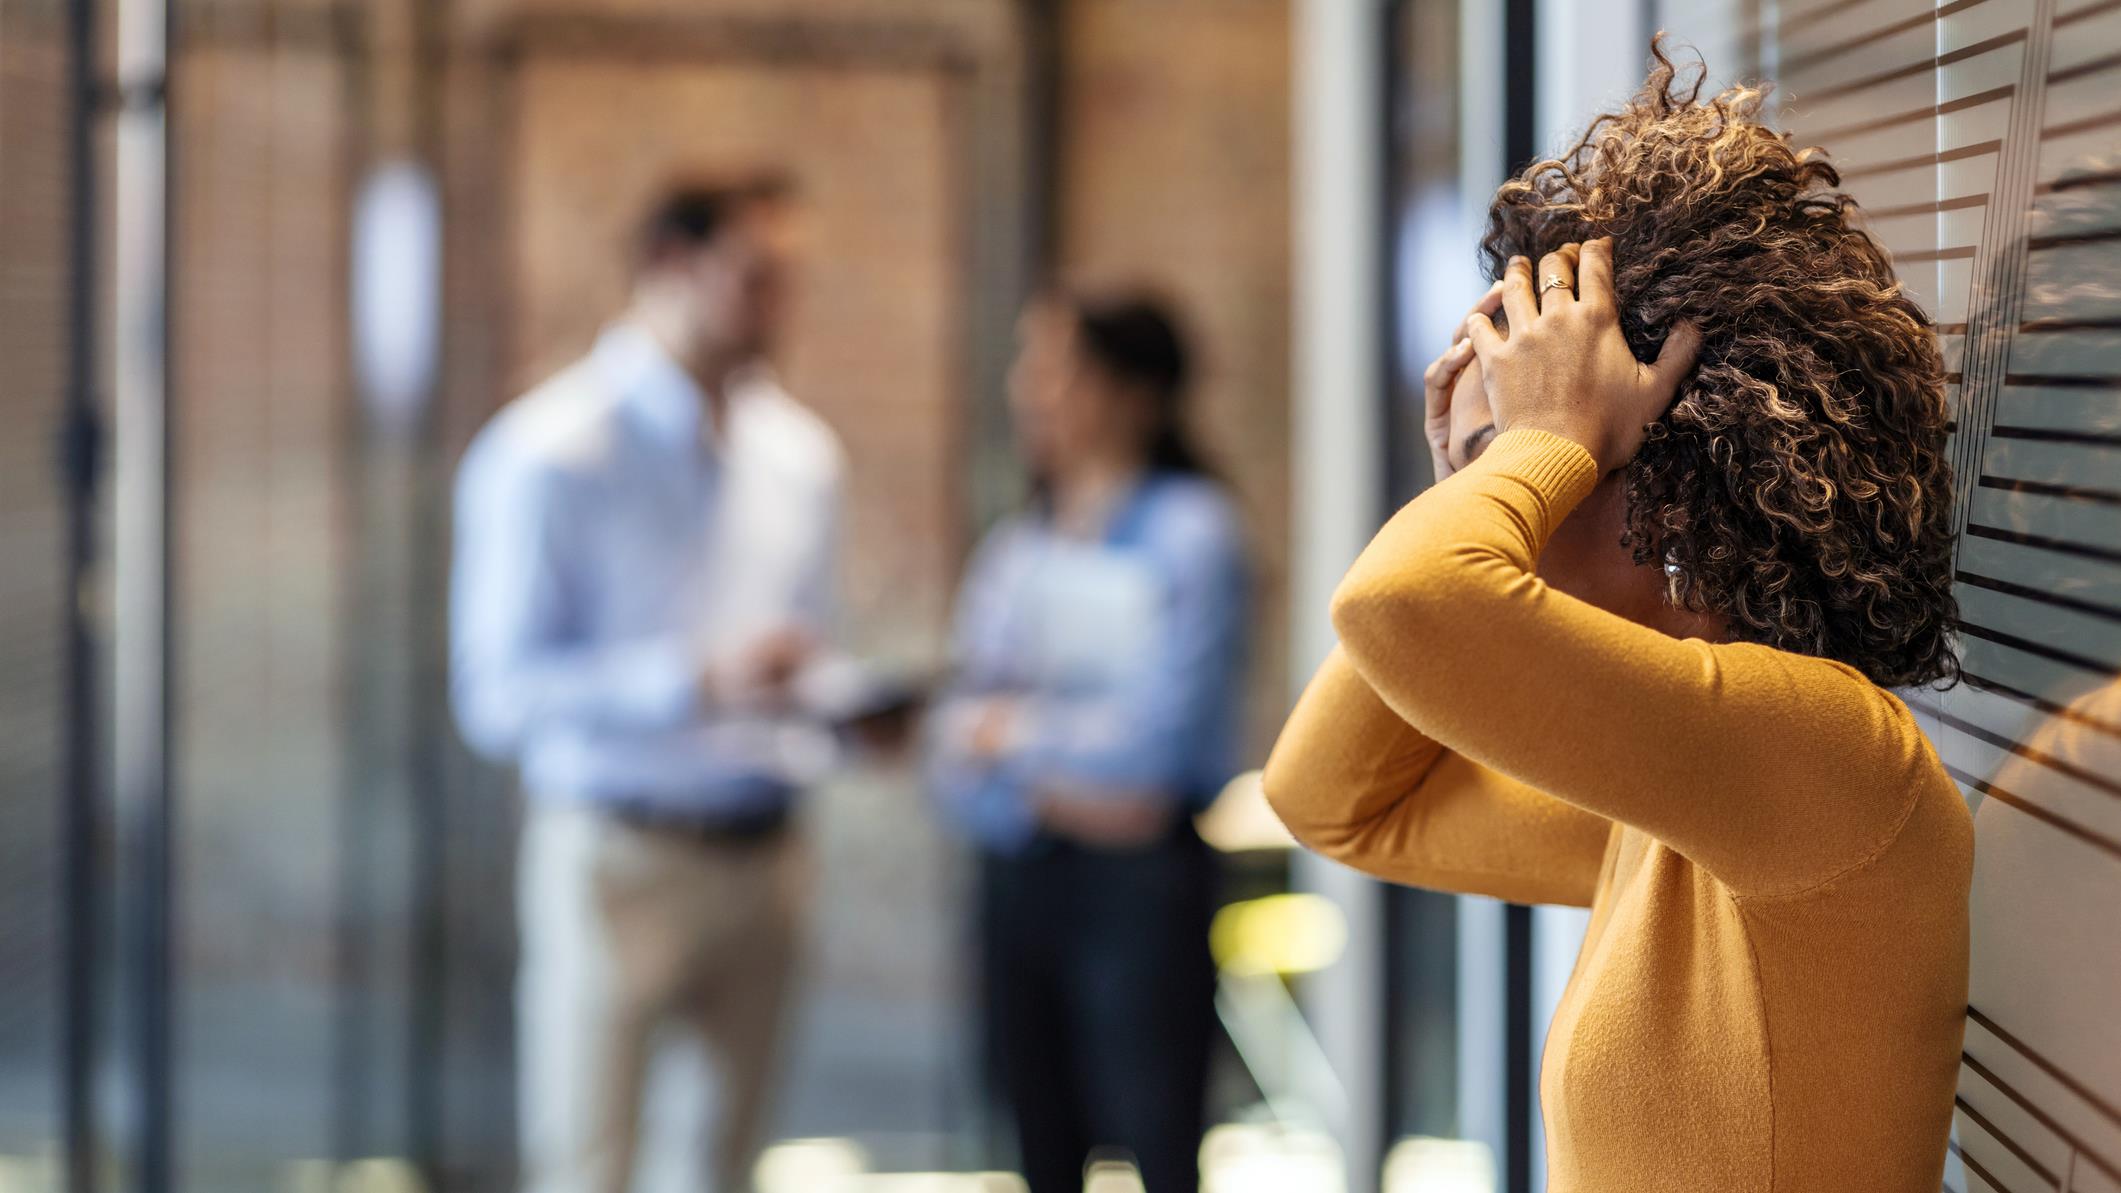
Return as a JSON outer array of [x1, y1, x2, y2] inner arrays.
[[978, 823, 1218, 1193]]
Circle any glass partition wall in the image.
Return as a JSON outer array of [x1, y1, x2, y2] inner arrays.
[[7, 3, 513, 1190], [10, 4, 1027, 1192]]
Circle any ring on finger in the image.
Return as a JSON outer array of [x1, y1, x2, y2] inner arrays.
[[1540, 274, 1571, 295]]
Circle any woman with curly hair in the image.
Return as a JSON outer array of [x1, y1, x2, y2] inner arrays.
[[1263, 46, 1971, 1193]]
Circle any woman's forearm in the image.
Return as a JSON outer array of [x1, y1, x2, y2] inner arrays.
[[1327, 427, 1930, 898], [1263, 646, 1609, 906]]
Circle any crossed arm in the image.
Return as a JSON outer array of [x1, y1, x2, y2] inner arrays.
[[1262, 428, 1931, 902]]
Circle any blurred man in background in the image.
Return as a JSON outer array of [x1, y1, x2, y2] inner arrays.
[[451, 174, 844, 1193]]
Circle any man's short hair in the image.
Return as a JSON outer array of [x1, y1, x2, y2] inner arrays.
[[634, 171, 796, 272]]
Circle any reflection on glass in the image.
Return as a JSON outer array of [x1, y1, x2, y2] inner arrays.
[[1769, 4, 2121, 1185]]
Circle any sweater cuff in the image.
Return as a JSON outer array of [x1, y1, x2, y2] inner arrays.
[[1473, 427, 1601, 514]]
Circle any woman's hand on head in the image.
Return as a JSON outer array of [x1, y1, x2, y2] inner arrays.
[[1464, 238, 1700, 474], [1423, 281, 1504, 482]]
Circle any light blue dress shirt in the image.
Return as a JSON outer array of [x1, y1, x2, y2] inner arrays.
[[450, 323, 845, 815], [927, 474, 1251, 853]]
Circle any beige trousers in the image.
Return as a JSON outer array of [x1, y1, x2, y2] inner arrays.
[[518, 804, 805, 1193]]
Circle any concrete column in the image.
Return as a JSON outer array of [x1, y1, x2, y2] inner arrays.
[[1291, 1, 1388, 1189]]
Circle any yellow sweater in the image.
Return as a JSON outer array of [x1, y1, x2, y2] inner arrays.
[[1263, 429, 1972, 1192]]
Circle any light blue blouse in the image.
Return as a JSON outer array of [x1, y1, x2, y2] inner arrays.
[[927, 473, 1251, 853]]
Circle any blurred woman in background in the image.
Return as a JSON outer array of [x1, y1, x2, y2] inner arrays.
[[927, 291, 1250, 1193]]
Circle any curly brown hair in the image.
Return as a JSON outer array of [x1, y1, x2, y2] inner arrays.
[[1481, 38, 1961, 689]]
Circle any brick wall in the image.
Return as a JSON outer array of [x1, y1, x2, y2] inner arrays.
[[0, 0, 71, 1156], [166, 32, 359, 1176]]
